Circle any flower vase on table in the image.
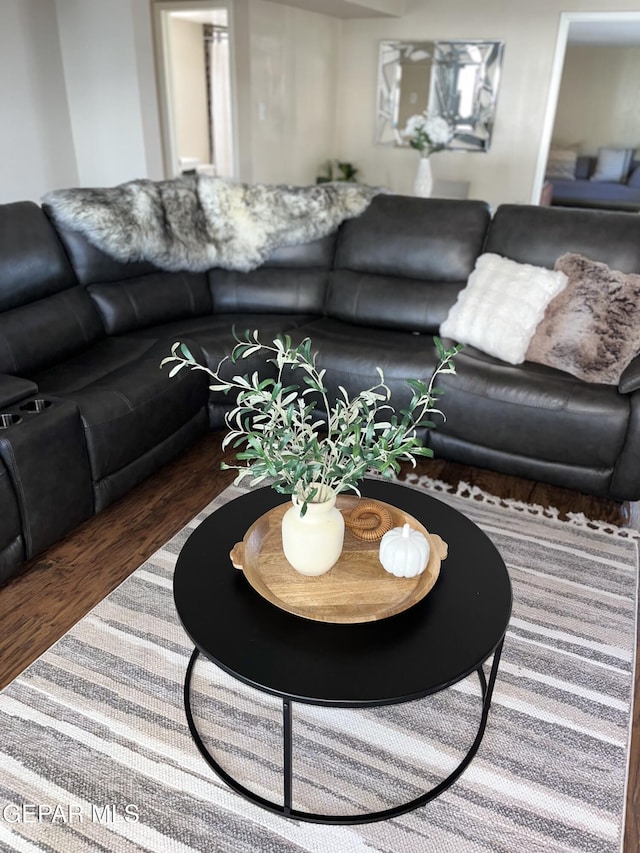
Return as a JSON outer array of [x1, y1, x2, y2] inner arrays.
[[413, 156, 433, 198], [402, 112, 453, 199], [281, 486, 345, 576]]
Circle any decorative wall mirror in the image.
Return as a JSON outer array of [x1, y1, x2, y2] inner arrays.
[[376, 39, 504, 152]]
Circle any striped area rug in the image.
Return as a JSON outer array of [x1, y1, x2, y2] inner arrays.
[[0, 479, 637, 853]]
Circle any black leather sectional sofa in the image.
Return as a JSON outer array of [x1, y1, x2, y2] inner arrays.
[[2, 193, 640, 583]]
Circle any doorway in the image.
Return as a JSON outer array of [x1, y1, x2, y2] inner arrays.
[[153, 1, 236, 180], [534, 11, 640, 204]]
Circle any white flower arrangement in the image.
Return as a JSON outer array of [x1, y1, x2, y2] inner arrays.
[[402, 113, 453, 156]]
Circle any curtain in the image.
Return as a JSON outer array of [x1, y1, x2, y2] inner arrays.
[[209, 31, 234, 178]]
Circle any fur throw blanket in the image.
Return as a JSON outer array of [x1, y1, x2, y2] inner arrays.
[[42, 175, 380, 273]]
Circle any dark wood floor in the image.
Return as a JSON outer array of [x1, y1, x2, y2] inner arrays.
[[0, 430, 637, 849]]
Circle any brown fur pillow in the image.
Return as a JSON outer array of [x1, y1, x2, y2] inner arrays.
[[526, 253, 640, 384]]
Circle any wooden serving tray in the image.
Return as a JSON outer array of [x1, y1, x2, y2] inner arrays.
[[229, 495, 448, 624]]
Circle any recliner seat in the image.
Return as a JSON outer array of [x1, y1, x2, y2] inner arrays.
[[430, 204, 640, 500]]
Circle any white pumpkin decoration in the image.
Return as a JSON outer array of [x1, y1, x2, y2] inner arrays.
[[379, 523, 430, 577]]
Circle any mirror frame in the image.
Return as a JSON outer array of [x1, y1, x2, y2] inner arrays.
[[375, 39, 505, 152]]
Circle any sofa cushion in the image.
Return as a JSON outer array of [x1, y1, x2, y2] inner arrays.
[[209, 233, 335, 316], [131, 313, 317, 373], [262, 233, 337, 269], [590, 147, 634, 183], [0, 287, 105, 376], [0, 203, 77, 312], [288, 318, 442, 419], [31, 337, 209, 482], [42, 217, 158, 285], [210, 271, 328, 316], [545, 148, 577, 180], [526, 253, 640, 384], [334, 195, 490, 281], [486, 204, 640, 272], [440, 254, 567, 364], [327, 195, 490, 331], [88, 271, 212, 335], [627, 166, 640, 188], [327, 270, 461, 334], [433, 343, 629, 470]]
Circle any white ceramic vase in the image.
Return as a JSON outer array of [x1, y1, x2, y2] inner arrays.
[[413, 156, 433, 198], [281, 488, 345, 576]]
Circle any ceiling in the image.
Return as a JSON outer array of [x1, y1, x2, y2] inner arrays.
[[264, 0, 402, 17], [170, 6, 640, 37], [170, 9, 228, 25], [168, 0, 402, 21]]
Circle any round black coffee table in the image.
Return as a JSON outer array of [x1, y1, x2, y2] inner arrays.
[[174, 480, 512, 825]]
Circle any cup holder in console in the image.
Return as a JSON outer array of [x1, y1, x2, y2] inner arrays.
[[20, 398, 53, 413], [0, 413, 22, 429]]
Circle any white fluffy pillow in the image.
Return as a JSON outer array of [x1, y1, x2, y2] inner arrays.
[[440, 253, 568, 364]]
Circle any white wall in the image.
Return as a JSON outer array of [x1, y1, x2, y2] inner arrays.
[[552, 45, 640, 154], [166, 17, 210, 169], [0, 0, 165, 204], [131, 0, 166, 180], [6, 0, 640, 207], [0, 0, 78, 204], [54, 0, 164, 188], [244, 0, 340, 185], [335, 0, 640, 209], [154, 0, 339, 187]]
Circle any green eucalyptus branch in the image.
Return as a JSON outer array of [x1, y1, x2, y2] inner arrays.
[[161, 331, 462, 514]]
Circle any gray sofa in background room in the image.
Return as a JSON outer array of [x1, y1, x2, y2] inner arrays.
[[548, 155, 640, 211]]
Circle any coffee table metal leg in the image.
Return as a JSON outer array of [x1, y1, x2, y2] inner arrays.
[[184, 649, 285, 814], [283, 699, 293, 814], [184, 640, 505, 824], [426, 636, 504, 797]]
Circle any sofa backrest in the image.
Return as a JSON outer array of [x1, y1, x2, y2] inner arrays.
[[0, 202, 75, 311], [42, 214, 158, 285], [87, 271, 211, 335], [325, 195, 491, 332], [45, 217, 214, 336], [46, 214, 334, 330], [0, 203, 104, 376], [486, 204, 640, 273], [209, 233, 336, 316]]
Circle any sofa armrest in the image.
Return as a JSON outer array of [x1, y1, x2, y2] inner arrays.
[[619, 355, 640, 394], [0, 375, 37, 409], [609, 387, 640, 498], [0, 395, 93, 557]]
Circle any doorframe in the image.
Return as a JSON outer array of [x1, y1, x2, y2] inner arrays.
[[533, 10, 640, 203], [151, 0, 238, 179]]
